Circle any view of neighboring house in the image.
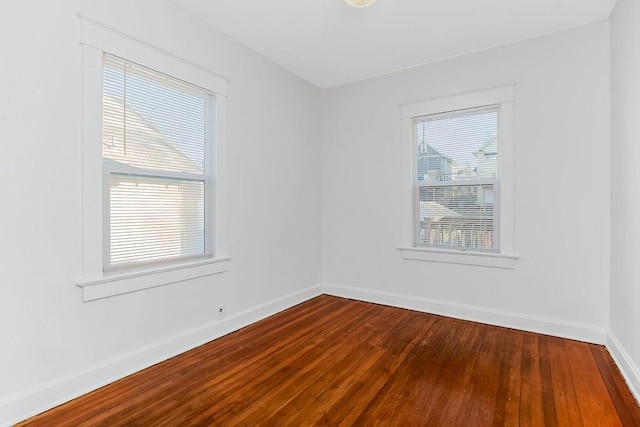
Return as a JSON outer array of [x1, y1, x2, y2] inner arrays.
[[417, 144, 453, 182], [473, 134, 498, 179]]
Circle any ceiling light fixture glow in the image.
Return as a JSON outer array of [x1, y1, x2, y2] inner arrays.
[[345, 0, 376, 8]]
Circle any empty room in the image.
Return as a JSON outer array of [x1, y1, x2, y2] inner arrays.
[[1, 0, 640, 425]]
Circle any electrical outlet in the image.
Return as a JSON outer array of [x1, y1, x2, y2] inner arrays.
[[216, 305, 225, 320]]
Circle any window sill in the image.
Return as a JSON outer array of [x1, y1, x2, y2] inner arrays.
[[398, 247, 517, 269], [77, 257, 230, 302]]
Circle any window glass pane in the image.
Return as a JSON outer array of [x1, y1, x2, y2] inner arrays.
[[416, 184, 495, 250], [416, 108, 498, 182], [103, 56, 207, 174], [109, 174, 206, 267]]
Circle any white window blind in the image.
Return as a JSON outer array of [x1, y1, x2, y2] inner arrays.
[[414, 106, 499, 251], [102, 54, 214, 270]]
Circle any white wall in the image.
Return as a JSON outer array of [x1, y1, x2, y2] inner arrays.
[[321, 23, 610, 341], [0, 0, 321, 423], [609, 0, 640, 401]]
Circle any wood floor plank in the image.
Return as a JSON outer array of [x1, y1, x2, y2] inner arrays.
[[547, 336, 585, 426], [564, 341, 621, 426], [351, 317, 461, 423], [408, 321, 481, 424], [269, 308, 415, 426], [463, 323, 510, 425], [396, 321, 467, 425], [590, 344, 640, 426], [200, 303, 389, 425], [18, 296, 640, 426], [492, 329, 523, 426], [538, 335, 560, 426], [519, 333, 546, 427], [316, 311, 439, 426], [424, 322, 488, 425], [225, 305, 407, 426]]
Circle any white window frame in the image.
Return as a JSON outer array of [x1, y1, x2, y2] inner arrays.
[[399, 86, 518, 269], [77, 18, 230, 301]]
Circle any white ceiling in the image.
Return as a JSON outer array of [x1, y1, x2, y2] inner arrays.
[[168, 0, 617, 89]]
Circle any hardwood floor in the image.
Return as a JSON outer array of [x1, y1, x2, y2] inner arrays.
[[19, 296, 640, 426]]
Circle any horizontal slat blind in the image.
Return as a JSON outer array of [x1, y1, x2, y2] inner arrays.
[[103, 55, 213, 270], [414, 106, 499, 251]]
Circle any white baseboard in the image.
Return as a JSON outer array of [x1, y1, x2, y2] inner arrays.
[[322, 283, 607, 344], [0, 285, 322, 427], [606, 332, 640, 405]]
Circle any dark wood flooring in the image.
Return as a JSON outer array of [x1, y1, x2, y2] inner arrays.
[[19, 295, 640, 426]]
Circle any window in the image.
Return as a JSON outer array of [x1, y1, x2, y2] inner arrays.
[[399, 86, 517, 268], [414, 106, 499, 252], [78, 19, 229, 301], [103, 55, 214, 271]]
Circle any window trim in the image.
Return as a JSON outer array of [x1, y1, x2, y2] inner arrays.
[[399, 86, 518, 268], [79, 18, 230, 301]]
